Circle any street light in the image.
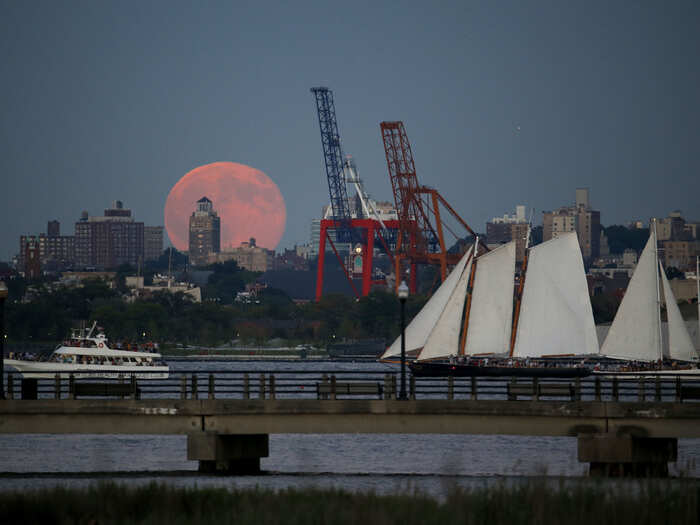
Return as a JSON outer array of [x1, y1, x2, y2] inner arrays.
[[397, 280, 409, 400], [0, 281, 8, 400]]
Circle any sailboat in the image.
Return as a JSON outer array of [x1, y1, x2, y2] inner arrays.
[[383, 231, 597, 377], [380, 246, 474, 361], [597, 225, 699, 376]]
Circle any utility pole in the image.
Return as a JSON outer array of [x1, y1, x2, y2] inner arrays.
[[0, 281, 8, 399]]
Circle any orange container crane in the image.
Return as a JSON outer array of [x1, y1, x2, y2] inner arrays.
[[380, 121, 483, 293]]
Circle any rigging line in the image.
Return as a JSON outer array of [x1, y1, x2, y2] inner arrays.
[[415, 193, 462, 251]]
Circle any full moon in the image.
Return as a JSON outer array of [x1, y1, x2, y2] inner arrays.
[[164, 162, 286, 252]]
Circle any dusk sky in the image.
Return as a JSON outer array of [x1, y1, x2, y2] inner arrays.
[[2, 1, 698, 260]]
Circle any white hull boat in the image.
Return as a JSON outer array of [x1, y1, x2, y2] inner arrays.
[[4, 322, 169, 379]]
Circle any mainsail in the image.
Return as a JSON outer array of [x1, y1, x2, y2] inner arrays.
[[463, 241, 516, 356], [417, 257, 474, 361], [659, 260, 698, 361], [512, 232, 598, 358], [380, 246, 473, 359], [600, 230, 661, 361]]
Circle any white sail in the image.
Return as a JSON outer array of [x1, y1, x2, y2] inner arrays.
[[513, 232, 598, 358], [660, 260, 698, 361], [417, 258, 474, 361], [600, 231, 661, 361], [381, 246, 472, 359], [464, 241, 516, 356]]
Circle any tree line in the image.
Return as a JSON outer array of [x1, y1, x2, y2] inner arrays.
[[3, 277, 426, 348]]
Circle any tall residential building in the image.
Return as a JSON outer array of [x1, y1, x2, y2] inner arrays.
[[486, 205, 529, 262], [652, 211, 698, 271], [47, 220, 60, 237], [75, 201, 144, 269], [144, 226, 164, 262], [210, 237, 273, 272], [19, 221, 75, 271], [655, 210, 696, 242], [656, 211, 685, 241], [23, 236, 41, 279], [542, 188, 601, 262], [188, 197, 220, 267], [662, 240, 700, 271]]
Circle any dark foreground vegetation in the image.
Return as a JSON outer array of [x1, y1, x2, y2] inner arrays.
[[0, 480, 698, 525]]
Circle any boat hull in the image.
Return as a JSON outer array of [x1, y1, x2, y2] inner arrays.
[[409, 361, 591, 378], [593, 368, 700, 379], [327, 339, 386, 359], [4, 359, 169, 379]]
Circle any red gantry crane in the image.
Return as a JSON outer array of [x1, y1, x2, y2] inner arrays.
[[311, 88, 398, 301], [380, 121, 483, 293]]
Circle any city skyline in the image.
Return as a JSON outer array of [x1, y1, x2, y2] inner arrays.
[[2, 1, 699, 261]]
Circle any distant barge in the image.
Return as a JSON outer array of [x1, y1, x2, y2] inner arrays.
[[327, 339, 386, 359]]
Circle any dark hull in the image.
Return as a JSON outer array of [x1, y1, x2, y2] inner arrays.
[[327, 339, 386, 359], [409, 361, 591, 378]]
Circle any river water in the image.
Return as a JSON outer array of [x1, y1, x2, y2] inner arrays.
[[1, 359, 699, 496]]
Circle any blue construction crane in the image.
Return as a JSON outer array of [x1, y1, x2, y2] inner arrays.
[[310, 87, 353, 243]]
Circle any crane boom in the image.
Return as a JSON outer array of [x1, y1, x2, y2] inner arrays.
[[310, 87, 352, 242]]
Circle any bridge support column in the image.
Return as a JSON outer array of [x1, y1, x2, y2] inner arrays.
[[187, 433, 269, 475], [578, 434, 677, 477]]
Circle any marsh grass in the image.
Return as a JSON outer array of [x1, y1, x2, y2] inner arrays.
[[0, 479, 698, 525]]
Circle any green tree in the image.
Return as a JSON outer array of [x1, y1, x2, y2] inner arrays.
[[204, 260, 260, 304], [604, 225, 650, 254], [665, 266, 684, 280], [590, 293, 620, 324]]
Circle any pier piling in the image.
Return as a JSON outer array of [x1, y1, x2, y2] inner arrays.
[[187, 432, 269, 475], [578, 433, 677, 477]]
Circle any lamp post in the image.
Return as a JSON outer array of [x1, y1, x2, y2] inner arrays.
[[398, 280, 409, 400], [0, 281, 8, 400]]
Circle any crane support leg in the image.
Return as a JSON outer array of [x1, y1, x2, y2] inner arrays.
[[362, 222, 376, 296], [410, 261, 417, 294], [315, 223, 328, 302]]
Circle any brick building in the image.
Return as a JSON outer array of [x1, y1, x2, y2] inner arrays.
[[188, 197, 220, 267], [485, 205, 529, 262], [19, 221, 75, 272], [144, 226, 164, 262], [210, 238, 273, 272], [74, 201, 144, 269], [542, 188, 601, 262]]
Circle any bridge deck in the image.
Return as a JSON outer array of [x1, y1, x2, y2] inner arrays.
[[2, 399, 700, 438]]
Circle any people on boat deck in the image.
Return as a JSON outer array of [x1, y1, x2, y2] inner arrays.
[[59, 339, 156, 352]]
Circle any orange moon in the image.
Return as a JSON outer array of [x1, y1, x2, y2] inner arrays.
[[164, 162, 286, 252]]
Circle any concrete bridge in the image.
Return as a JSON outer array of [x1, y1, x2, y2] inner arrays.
[[1, 396, 699, 476]]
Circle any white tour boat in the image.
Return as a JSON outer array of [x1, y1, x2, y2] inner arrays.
[[4, 322, 170, 379]]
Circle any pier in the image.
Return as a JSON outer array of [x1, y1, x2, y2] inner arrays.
[[2, 370, 700, 476]]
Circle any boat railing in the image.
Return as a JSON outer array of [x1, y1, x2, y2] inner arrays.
[[4, 370, 700, 403]]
